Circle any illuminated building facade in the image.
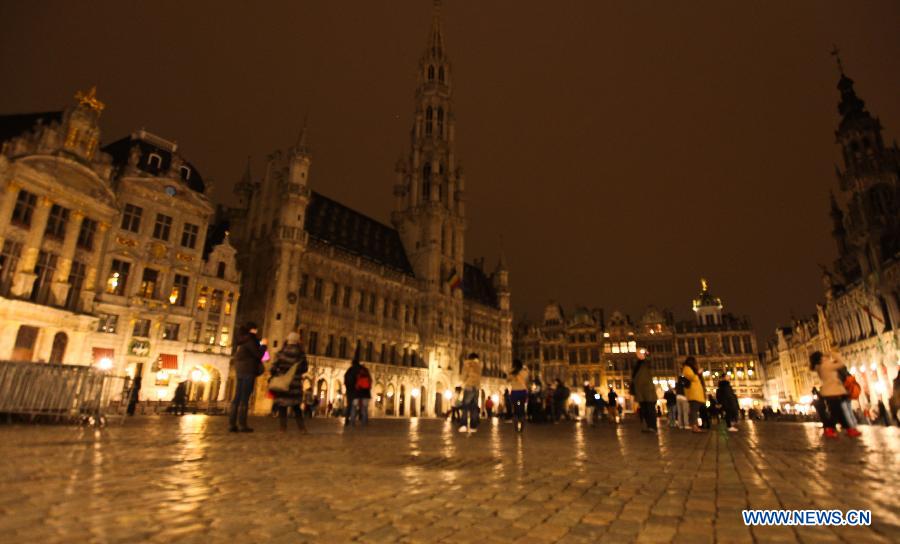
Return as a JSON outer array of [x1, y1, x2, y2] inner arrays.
[[0, 89, 240, 402], [228, 1, 512, 416]]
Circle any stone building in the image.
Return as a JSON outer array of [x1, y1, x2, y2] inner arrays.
[[514, 279, 763, 412], [0, 88, 239, 403], [761, 316, 827, 407], [228, 1, 512, 417], [766, 58, 899, 413]]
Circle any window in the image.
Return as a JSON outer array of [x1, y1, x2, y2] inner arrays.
[[204, 323, 217, 345], [65, 260, 86, 311], [732, 336, 742, 354], [342, 287, 351, 308], [299, 274, 309, 297], [106, 260, 130, 295], [225, 292, 234, 315], [196, 286, 208, 309], [11, 190, 38, 227], [98, 313, 119, 334], [148, 153, 162, 169], [427, 65, 435, 80], [163, 323, 180, 340], [325, 335, 335, 357], [31, 251, 57, 303], [722, 336, 731, 354], [191, 322, 202, 343], [209, 289, 223, 314], [437, 108, 444, 137], [569, 351, 577, 364], [380, 343, 386, 363], [120, 204, 143, 233], [180, 223, 199, 249], [132, 319, 151, 338], [165, 274, 187, 306], [339, 337, 348, 359], [425, 106, 433, 135], [358, 291, 366, 312], [368, 293, 376, 314], [591, 349, 600, 363], [77, 218, 97, 251], [330, 283, 340, 305], [216, 262, 226, 278], [0, 240, 23, 293], [219, 326, 230, 347], [438, 66, 445, 82], [366, 341, 374, 361], [392, 301, 399, 320], [152, 213, 172, 241], [139, 268, 159, 298], [313, 278, 323, 301], [308, 331, 318, 355], [44, 204, 70, 239]]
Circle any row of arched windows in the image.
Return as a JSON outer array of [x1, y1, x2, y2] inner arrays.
[[424, 106, 445, 137], [426, 65, 446, 83]]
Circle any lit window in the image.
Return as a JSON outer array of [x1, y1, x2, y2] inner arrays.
[[196, 286, 208, 310], [106, 260, 130, 295], [219, 326, 229, 347], [163, 323, 180, 340]]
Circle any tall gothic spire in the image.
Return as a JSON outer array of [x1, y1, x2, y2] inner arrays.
[[427, 0, 445, 61]]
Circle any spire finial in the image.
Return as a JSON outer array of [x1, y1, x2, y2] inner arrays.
[[700, 277, 708, 292], [294, 113, 311, 156], [830, 44, 844, 76], [74, 86, 105, 113]]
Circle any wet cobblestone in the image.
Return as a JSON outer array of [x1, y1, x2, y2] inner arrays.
[[1, 416, 898, 543]]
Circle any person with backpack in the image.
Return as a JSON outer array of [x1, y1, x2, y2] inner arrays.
[[229, 322, 267, 433], [809, 351, 861, 438], [682, 356, 706, 433], [459, 353, 483, 433], [268, 331, 308, 433], [632, 348, 657, 433], [663, 387, 677, 427], [344, 354, 372, 426], [716, 378, 740, 432]]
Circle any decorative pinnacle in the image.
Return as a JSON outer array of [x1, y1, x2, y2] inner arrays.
[[830, 44, 844, 76], [74, 86, 105, 113]]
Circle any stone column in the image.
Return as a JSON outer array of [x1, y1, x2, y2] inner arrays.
[[50, 211, 84, 305], [79, 222, 109, 311], [11, 195, 52, 297]]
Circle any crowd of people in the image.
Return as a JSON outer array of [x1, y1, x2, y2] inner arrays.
[[223, 322, 900, 437]]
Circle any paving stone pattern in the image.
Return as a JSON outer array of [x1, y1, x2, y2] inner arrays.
[[1, 416, 898, 543]]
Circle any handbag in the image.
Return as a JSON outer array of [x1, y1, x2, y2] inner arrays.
[[269, 362, 299, 393], [843, 374, 861, 400]]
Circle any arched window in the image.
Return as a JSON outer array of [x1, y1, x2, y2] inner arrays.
[[427, 65, 435, 81], [422, 164, 431, 200], [425, 107, 433, 135], [437, 108, 444, 137], [148, 153, 163, 170], [179, 166, 191, 181], [438, 66, 445, 82], [49, 332, 68, 364], [13, 325, 39, 361], [216, 262, 226, 278]]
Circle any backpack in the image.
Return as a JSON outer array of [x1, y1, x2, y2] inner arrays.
[[355, 367, 372, 392], [843, 374, 861, 400], [678, 375, 691, 390]]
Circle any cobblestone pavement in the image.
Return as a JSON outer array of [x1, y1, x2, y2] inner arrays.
[[1, 416, 898, 544]]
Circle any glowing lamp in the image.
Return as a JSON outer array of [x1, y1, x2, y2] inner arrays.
[[410, 388, 420, 398], [97, 357, 113, 370], [443, 389, 453, 400]]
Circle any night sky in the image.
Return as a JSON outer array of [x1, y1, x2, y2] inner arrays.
[[2, 1, 899, 340]]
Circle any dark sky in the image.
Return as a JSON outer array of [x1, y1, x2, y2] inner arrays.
[[2, 1, 899, 340]]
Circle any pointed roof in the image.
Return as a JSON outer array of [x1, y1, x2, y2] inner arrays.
[[424, 0, 446, 61], [293, 115, 311, 157]]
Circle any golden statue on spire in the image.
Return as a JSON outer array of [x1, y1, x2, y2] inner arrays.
[[74, 86, 105, 113], [700, 277, 708, 292]]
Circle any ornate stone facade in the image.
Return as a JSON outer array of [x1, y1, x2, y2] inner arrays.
[[514, 280, 762, 411], [765, 59, 899, 413], [0, 90, 239, 402], [228, 2, 512, 416]]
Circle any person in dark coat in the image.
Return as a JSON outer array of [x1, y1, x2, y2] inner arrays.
[[553, 379, 571, 422], [632, 349, 657, 432], [269, 332, 308, 432], [126, 375, 142, 416], [345, 353, 372, 426], [716, 378, 740, 432], [172, 381, 188, 416], [663, 387, 677, 427], [229, 323, 267, 433]]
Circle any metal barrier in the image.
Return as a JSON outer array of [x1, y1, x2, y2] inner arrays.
[[0, 360, 127, 424]]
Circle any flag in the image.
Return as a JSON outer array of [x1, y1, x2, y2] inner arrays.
[[447, 268, 462, 291]]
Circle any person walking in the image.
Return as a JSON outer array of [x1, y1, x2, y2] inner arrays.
[[632, 349, 657, 433], [663, 387, 677, 427], [172, 380, 188, 416], [229, 323, 267, 433], [126, 375, 142, 416], [607, 387, 619, 423], [345, 354, 372, 426], [459, 353, 483, 433], [810, 351, 861, 438], [682, 356, 706, 433], [716, 378, 740, 432], [268, 331, 308, 433], [508, 359, 529, 432]]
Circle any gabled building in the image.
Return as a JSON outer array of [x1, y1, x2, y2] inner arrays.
[[0, 88, 240, 403]]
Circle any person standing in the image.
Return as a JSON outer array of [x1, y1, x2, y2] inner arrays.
[[675, 378, 690, 429], [269, 331, 308, 433], [459, 353, 483, 433], [583, 382, 597, 424], [229, 323, 267, 433], [682, 356, 706, 433], [607, 387, 619, 423], [809, 351, 861, 438], [172, 380, 188, 416], [126, 374, 142, 416], [553, 379, 571, 422], [716, 378, 740, 432], [485, 395, 494, 419], [345, 355, 372, 426], [508, 359, 529, 432], [632, 349, 657, 433], [663, 387, 677, 427], [503, 388, 512, 421]]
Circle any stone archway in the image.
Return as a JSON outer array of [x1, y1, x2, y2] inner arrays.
[[386, 384, 396, 416], [373, 383, 385, 416], [399, 384, 406, 417], [434, 381, 447, 417], [316, 378, 328, 415]]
